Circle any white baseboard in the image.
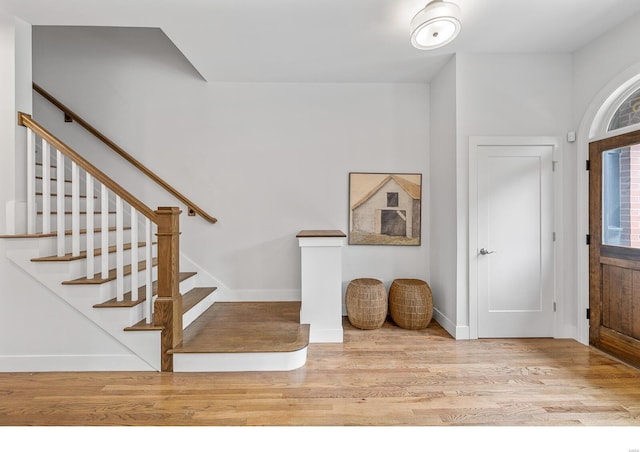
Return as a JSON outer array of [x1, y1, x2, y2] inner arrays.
[[308, 327, 343, 343], [0, 354, 157, 372], [432, 307, 469, 340], [223, 289, 301, 302], [455, 325, 470, 340]]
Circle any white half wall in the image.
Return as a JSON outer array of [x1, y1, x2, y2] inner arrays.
[[0, 14, 31, 234]]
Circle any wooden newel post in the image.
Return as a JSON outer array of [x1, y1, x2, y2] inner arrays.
[[154, 206, 183, 372]]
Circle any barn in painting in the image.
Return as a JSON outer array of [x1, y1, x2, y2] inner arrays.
[[350, 174, 421, 245]]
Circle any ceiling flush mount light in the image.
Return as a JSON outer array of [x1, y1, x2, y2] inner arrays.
[[410, 0, 461, 50]]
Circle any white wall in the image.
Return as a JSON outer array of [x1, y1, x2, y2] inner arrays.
[[452, 53, 573, 337], [31, 26, 430, 302], [573, 13, 640, 131], [428, 55, 458, 336]]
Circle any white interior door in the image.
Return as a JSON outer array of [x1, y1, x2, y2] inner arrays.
[[471, 139, 555, 338]]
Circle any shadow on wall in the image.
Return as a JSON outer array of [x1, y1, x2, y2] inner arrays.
[[227, 233, 301, 297]]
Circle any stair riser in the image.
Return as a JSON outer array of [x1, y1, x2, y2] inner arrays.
[[126, 278, 200, 326], [36, 179, 87, 196], [36, 196, 94, 212], [35, 166, 103, 190], [38, 245, 157, 278], [64, 266, 159, 302], [183, 293, 215, 328], [36, 212, 122, 230], [60, 229, 135, 252], [35, 167, 74, 183], [23, 255, 157, 295], [4, 232, 151, 261]]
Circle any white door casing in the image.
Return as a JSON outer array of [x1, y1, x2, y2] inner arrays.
[[469, 137, 560, 338]]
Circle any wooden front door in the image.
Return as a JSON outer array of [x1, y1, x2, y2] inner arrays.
[[589, 129, 640, 367]]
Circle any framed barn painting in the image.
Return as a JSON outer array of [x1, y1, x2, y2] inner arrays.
[[349, 172, 422, 246]]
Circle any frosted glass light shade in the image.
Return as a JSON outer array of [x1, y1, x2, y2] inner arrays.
[[410, 0, 461, 50]]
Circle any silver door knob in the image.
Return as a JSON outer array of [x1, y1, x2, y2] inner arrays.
[[479, 248, 496, 255]]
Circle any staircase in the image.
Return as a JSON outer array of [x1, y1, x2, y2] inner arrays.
[[1, 104, 309, 373]]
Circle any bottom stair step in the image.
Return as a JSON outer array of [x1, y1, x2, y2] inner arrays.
[[122, 284, 216, 332], [170, 301, 309, 372], [183, 287, 217, 315]]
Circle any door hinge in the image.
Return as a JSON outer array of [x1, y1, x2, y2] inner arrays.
[[586, 308, 590, 320], [552, 161, 557, 172], [586, 159, 591, 171], [553, 232, 556, 242], [553, 302, 557, 312], [586, 234, 591, 245]]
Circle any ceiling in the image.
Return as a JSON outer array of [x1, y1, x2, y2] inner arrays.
[[2, 0, 640, 83]]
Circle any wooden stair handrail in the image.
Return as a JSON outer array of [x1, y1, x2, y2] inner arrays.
[[18, 112, 158, 223], [32, 83, 217, 224]]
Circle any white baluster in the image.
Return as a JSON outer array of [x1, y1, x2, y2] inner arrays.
[[85, 174, 95, 279], [56, 150, 65, 257], [101, 186, 109, 279], [26, 129, 35, 234], [42, 140, 51, 234], [130, 207, 139, 302], [145, 217, 153, 323], [116, 195, 124, 301], [71, 161, 80, 256]]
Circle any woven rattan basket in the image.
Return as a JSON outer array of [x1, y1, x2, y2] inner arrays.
[[345, 278, 388, 329], [389, 279, 433, 330]]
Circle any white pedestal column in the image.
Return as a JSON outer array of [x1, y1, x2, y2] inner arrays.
[[297, 230, 346, 343]]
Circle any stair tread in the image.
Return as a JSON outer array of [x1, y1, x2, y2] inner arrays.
[[37, 211, 117, 214], [96, 272, 197, 309], [182, 287, 217, 314], [0, 226, 131, 239], [36, 176, 72, 183], [36, 192, 97, 199], [32, 242, 156, 262], [170, 302, 309, 354], [62, 257, 158, 285], [124, 320, 163, 332]]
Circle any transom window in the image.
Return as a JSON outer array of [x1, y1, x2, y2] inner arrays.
[[608, 87, 640, 132]]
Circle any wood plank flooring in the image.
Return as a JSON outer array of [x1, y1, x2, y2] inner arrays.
[[170, 302, 309, 354], [2, 318, 640, 426]]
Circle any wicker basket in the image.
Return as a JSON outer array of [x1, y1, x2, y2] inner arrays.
[[389, 279, 433, 330], [345, 278, 388, 329]]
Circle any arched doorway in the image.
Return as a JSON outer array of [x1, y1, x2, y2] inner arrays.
[[587, 79, 640, 366]]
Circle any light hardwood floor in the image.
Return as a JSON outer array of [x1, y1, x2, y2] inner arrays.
[[1, 318, 640, 426]]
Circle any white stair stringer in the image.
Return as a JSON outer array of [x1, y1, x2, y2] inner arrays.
[[4, 236, 164, 371], [179, 254, 300, 302]]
